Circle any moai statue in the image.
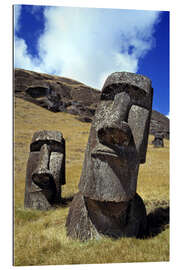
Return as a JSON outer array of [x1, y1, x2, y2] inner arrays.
[[152, 132, 164, 148], [24, 130, 65, 210], [66, 72, 153, 240]]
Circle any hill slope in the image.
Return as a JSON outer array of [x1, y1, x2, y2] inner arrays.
[[14, 68, 169, 138]]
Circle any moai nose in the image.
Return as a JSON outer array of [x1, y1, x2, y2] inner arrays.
[[32, 144, 53, 188], [112, 91, 132, 122], [98, 92, 132, 147]]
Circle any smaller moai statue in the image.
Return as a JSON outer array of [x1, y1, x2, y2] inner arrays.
[[66, 72, 153, 240], [152, 132, 164, 148], [24, 130, 65, 210]]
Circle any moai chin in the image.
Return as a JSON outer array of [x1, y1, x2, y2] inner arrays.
[[24, 130, 65, 210], [66, 72, 153, 240]]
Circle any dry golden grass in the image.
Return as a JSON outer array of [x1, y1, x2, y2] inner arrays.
[[14, 97, 169, 266]]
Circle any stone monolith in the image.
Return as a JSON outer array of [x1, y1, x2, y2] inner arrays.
[[152, 133, 164, 148], [24, 130, 65, 210], [66, 72, 153, 240]]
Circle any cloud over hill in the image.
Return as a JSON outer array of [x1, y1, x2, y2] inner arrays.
[[14, 6, 160, 89]]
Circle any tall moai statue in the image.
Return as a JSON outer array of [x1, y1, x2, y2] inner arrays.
[[24, 130, 65, 210], [66, 72, 153, 240]]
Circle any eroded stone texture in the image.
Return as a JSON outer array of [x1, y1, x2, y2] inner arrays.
[[66, 192, 147, 240], [152, 133, 164, 148], [79, 72, 153, 202], [24, 130, 65, 210], [26, 86, 64, 112], [66, 72, 153, 240]]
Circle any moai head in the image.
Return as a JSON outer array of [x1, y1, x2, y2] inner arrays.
[[152, 132, 164, 148], [24, 130, 65, 210], [79, 72, 153, 203]]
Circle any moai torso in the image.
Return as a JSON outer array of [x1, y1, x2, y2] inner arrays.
[[24, 130, 65, 210], [66, 72, 153, 240]]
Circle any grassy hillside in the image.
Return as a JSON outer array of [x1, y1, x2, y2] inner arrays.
[[14, 97, 169, 266]]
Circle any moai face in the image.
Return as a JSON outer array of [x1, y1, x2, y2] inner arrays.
[[79, 72, 153, 203], [152, 132, 164, 148], [24, 130, 65, 210]]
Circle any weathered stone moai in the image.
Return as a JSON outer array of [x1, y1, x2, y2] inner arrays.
[[66, 72, 153, 240], [152, 133, 164, 148], [24, 130, 65, 210]]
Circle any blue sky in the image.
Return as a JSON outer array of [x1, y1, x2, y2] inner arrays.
[[14, 5, 169, 117]]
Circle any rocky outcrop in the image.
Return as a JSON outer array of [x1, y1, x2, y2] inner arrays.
[[14, 68, 100, 116], [150, 111, 169, 139], [14, 68, 169, 139]]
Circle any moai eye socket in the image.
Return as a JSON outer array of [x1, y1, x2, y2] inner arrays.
[[48, 140, 64, 152], [30, 140, 64, 152], [30, 140, 51, 152]]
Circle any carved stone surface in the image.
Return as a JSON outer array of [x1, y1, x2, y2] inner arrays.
[[152, 133, 164, 148], [24, 130, 65, 210], [66, 72, 153, 240], [66, 192, 147, 240]]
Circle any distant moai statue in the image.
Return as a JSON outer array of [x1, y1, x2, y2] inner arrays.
[[152, 132, 164, 148], [66, 72, 153, 240], [24, 130, 65, 210]]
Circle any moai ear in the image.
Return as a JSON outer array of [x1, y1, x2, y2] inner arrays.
[[128, 105, 151, 163]]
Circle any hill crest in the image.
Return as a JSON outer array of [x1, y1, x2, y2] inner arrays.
[[14, 68, 169, 139]]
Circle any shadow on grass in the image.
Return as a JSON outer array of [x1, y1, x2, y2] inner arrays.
[[145, 206, 169, 238], [53, 195, 74, 209]]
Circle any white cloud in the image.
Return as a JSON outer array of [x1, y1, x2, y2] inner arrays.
[[166, 112, 170, 119], [14, 5, 22, 33], [14, 37, 42, 72], [14, 6, 160, 89]]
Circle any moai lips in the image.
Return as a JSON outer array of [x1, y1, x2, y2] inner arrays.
[[24, 130, 65, 210], [66, 72, 153, 240]]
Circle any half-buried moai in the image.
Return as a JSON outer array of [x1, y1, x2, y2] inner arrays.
[[66, 72, 153, 240], [152, 132, 164, 148], [24, 130, 65, 210]]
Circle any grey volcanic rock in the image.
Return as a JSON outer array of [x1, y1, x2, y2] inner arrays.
[[66, 192, 100, 240], [26, 85, 64, 112], [66, 72, 153, 240], [150, 111, 169, 139], [152, 133, 164, 148], [14, 68, 169, 138], [24, 130, 66, 210], [14, 68, 100, 117]]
